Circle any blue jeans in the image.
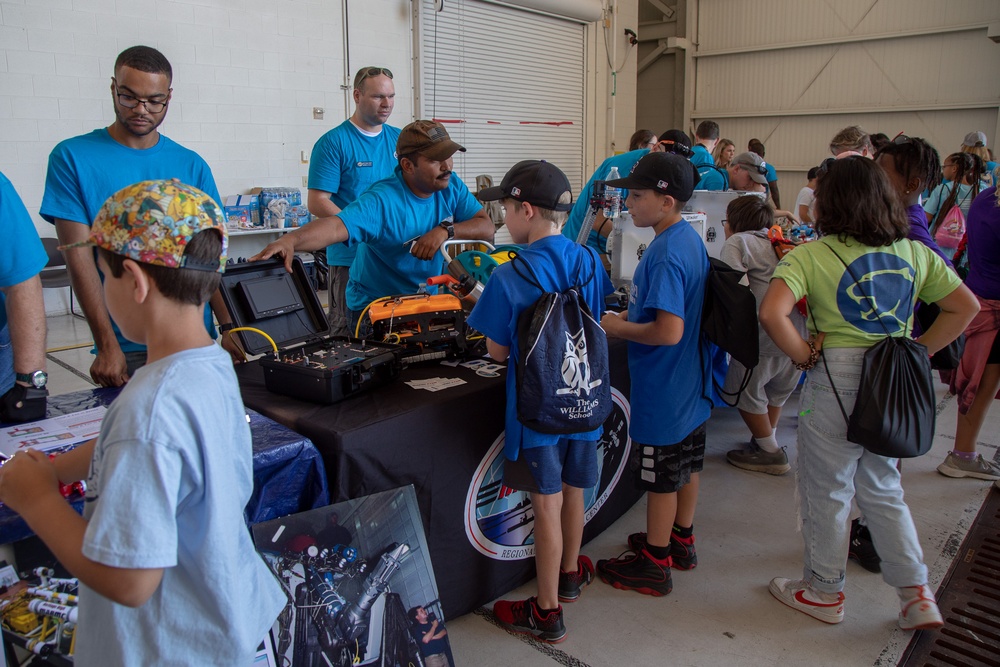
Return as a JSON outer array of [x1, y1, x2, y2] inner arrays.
[[797, 347, 928, 595]]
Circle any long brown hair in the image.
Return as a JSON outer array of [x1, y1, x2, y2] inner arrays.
[[814, 156, 909, 247]]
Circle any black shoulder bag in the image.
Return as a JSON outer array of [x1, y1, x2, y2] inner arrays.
[[818, 245, 936, 458]]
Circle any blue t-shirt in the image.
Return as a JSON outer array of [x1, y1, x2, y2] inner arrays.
[[76, 345, 286, 667], [627, 220, 712, 445], [308, 120, 401, 266], [40, 129, 222, 353], [467, 234, 615, 460], [923, 181, 977, 222], [764, 162, 777, 184], [562, 149, 649, 251], [338, 167, 483, 311], [695, 164, 728, 191], [0, 172, 47, 331], [690, 144, 715, 169]]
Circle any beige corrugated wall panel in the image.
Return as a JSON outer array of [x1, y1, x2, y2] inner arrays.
[[419, 0, 585, 191], [714, 109, 999, 173], [686, 0, 1000, 193], [697, 0, 999, 52], [695, 32, 1000, 114]]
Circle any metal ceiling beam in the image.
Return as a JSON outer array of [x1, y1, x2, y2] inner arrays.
[[693, 100, 1000, 119], [694, 23, 989, 58]]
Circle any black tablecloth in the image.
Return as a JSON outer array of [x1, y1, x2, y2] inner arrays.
[[0, 387, 330, 545], [237, 340, 641, 619]]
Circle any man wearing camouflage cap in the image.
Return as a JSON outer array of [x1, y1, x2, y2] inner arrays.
[[254, 120, 494, 330]]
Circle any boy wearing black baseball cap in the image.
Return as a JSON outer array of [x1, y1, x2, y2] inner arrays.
[[596, 152, 713, 597], [468, 160, 614, 642]]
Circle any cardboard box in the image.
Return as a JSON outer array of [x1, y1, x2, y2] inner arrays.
[[223, 194, 261, 230]]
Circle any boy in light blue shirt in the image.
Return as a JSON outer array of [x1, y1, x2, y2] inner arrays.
[[0, 180, 286, 666]]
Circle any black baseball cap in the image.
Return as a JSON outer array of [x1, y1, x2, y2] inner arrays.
[[477, 160, 573, 211], [605, 152, 695, 202]]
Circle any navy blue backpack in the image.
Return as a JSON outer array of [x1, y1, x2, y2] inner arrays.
[[511, 251, 612, 435]]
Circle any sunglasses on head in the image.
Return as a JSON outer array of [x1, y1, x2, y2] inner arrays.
[[891, 132, 912, 145], [355, 67, 393, 89]]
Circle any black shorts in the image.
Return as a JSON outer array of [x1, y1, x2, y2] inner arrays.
[[988, 331, 1000, 364], [630, 422, 707, 494]]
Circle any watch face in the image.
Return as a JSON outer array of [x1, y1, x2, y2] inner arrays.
[[31, 371, 47, 389]]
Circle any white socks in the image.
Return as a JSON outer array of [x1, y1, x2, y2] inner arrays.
[[755, 433, 780, 453]]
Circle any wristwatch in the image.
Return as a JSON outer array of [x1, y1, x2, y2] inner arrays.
[[219, 322, 235, 333], [16, 370, 48, 389], [438, 220, 455, 239]]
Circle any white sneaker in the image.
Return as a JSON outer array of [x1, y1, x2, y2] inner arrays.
[[937, 452, 1000, 480], [898, 585, 944, 630], [769, 577, 845, 624]]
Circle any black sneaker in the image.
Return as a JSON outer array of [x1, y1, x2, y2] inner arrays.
[[848, 518, 881, 573], [597, 548, 672, 596], [627, 532, 697, 570], [558, 555, 595, 602], [492, 596, 566, 643]]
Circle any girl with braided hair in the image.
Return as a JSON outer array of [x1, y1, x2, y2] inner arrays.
[[875, 135, 951, 266], [925, 151, 984, 235]]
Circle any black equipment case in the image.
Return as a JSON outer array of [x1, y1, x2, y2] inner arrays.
[[220, 258, 402, 404]]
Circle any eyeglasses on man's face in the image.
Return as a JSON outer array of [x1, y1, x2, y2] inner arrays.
[[113, 80, 169, 113]]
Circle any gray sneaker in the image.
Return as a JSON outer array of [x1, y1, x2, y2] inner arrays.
[[937, 452, 1000, 480], [726, 440, 790, 475]]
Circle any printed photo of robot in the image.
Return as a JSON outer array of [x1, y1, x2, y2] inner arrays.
[[253, 485, 454, 667]]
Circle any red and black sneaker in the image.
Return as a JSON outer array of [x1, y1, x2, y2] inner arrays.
[[558, 555, 595, 603], [596, 548, 673, 596], [627, 532, 698, 570], [492, 597, 567, 643]]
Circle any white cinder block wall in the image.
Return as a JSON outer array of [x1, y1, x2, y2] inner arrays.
[[0, 0, 415, 315]]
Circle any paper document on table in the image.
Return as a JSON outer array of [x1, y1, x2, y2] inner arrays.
[[0, 406, 107, 459], [404, 377, 468, 392]]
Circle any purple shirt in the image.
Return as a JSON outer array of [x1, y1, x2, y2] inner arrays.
[[906, 204, 952, 268], [965, 187, 1000, 300]]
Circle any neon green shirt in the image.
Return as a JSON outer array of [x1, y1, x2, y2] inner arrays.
[[773, 236, 962, 349]]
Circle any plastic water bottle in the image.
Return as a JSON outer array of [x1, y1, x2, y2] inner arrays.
[[603, 166, 622, 219]]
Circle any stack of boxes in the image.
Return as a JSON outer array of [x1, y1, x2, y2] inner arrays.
[[222, 188, 312, 231]]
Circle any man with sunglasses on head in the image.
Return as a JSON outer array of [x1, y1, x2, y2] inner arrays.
[[40, 45, 230, 387], [308, 66, 401, 336]]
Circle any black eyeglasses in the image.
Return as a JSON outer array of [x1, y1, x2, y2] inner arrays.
[[354, 67, 393, 89], [113, 81, 169, 113]]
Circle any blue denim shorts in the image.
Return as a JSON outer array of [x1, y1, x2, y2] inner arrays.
[[503, 439, 599, 495]]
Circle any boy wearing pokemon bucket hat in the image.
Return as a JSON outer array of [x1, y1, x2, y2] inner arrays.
[[0, 180, 286, 667]]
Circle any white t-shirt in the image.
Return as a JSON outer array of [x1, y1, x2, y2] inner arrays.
[[794, 186, 815, 222]]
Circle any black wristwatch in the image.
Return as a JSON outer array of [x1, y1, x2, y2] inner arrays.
[[219, 323, 235, 333], [16, 370, 48, 389], [438, 220, 455, 239]]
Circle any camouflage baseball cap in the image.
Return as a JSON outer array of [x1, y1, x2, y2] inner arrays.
[[396, 120, 466, 161], [62, 179, 228, 272]]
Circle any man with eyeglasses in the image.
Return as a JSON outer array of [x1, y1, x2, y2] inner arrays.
[[40, 45, 230, 387], [307, 66, 401, 336]]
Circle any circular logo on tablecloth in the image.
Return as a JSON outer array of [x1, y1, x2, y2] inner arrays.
[[464, 388, 631, 561]]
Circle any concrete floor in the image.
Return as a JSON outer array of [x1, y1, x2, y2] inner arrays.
[[42, 312, 1000, 667]]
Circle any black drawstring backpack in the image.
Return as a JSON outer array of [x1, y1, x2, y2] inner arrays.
[[818, 244, 936, 458], [700, 255, 760, 405]]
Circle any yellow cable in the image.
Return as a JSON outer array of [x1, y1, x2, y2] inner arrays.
[[226, 327, 279, 355], [355, 297, 393, 338]]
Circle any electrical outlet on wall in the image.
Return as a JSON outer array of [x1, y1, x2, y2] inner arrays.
[[302, 176, 308, 188]]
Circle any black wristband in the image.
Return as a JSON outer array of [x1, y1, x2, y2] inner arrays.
[[219, 323, 235, 333]]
